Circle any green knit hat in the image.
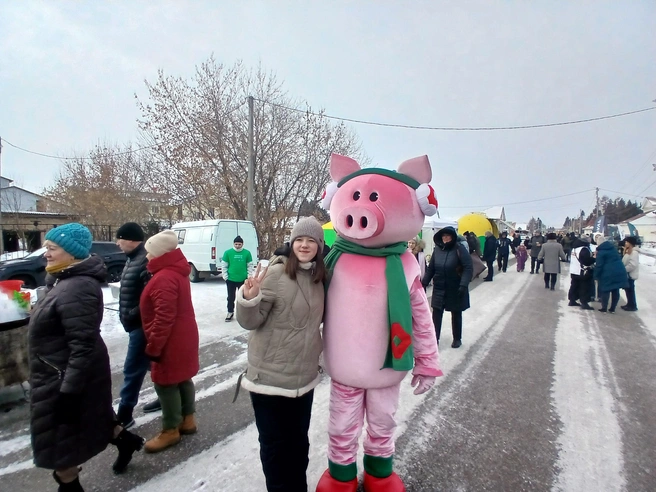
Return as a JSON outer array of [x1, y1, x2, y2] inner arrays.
[[45, 223, 92, 259]]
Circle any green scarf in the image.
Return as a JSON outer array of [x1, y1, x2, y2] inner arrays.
[[324, 237, 413, 371]]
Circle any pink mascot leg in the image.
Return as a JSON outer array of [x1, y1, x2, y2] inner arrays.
[[362, 384, 405, 492], [316, 380, 364, 492]]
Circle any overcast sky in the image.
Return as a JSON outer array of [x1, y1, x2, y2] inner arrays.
[[1, 1, 655, 228]]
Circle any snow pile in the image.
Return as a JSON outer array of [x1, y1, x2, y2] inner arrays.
[[0, 293, 27, 323]]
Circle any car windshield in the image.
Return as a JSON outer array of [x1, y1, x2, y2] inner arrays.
[[25, 247, 47, 258]]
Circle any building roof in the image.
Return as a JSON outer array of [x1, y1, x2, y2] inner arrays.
[[483, 206, 506, 221]]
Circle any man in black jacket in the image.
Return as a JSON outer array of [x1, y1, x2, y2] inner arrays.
[[497, 231, 512, 273], [116, 222, 160, 427], [482, 231, 498, 281]]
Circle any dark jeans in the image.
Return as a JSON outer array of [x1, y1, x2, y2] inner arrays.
[[119, 328, 151, 410], [226, 279, 245, 313], [432, 308, 463, 343], [625, 277, 637, 309], [530, 256, 541, 273], [544, 273, 557, 289], [484, 260, 494, 280], [600, 289, 620, 311], [154, 379, 196, 429], [250, 390, 314, 492], [497, 253, 509, 272]]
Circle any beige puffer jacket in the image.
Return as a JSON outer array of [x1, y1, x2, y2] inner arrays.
[[236, 255, 324, 397]]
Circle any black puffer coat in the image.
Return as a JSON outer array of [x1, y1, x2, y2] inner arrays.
[[423, 227, 473, 312], [118, 242, 149, 331], [29, 255, 114, 470]]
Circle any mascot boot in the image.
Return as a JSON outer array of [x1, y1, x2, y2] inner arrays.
[[316, 465, 358, 492], [362, 455, 406, 492]]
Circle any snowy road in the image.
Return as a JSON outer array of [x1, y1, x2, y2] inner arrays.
[[1, 257, 655, 491]]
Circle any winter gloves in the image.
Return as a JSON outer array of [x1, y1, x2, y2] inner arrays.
[[54, 392, 82, 425], [458, 285, 467, 296], [411, 374, 436, 395]]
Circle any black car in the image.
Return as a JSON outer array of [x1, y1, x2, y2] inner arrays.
[[0, 242, 127, 288]]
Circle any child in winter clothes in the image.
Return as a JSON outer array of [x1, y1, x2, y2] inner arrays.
[[141, 230, 200, 453], [236, 217, 326, 492], [515, 243, 528, 272]]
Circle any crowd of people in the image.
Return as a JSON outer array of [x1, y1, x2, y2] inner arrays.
[[28, 222, 200, 491], [26, 220, 640, 491]]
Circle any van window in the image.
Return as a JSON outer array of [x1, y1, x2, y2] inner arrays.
[[186, 228, 202, 243], [201, 227, 214, 242], [177, 230, 186, 244], [218, 222, 239, 244]]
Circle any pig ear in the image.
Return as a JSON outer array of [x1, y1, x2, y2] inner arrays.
[[397, 155, 432, 184], [330, 154, 361, 181]]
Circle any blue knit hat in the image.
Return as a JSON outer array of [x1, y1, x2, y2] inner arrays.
[[45, 223, 93, 259]]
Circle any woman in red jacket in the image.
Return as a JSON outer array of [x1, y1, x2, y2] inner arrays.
[[140, 230, 200, 453]]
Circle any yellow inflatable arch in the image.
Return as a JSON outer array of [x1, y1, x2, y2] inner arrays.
[[457, 213, 499, 252]]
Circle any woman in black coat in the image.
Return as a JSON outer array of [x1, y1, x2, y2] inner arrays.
[[422, 226, 473, 348], [29, 223, 144, 491]]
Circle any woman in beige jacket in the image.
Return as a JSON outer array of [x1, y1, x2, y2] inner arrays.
[[236, 216, 326, 492]]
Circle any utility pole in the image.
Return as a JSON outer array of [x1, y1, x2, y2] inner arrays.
[[247, 96, 254, 222], [0, 136, 4, 256], [595, 187, 600, 221]]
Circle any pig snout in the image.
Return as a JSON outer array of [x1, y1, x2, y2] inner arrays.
[[335, 206, 384, 239]]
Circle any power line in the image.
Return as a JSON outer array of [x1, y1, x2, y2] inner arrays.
[[598, 188, 649, 199], [255, 98, 656, 131], [615, 146, 656, 192], [635, 177, 656, 198], [437, 189, 593, 210], [2, 100, 247, 161]]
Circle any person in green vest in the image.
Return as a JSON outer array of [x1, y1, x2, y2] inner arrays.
[[221, 236, 254, 321]]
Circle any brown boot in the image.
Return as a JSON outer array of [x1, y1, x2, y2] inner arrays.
[[144, 429, 181, 453], [179, 414, 197, 435]]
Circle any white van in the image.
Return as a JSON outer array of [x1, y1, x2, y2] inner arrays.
[[171, 220, 258, 282]]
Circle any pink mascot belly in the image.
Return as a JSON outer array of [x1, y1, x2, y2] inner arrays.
[[325, 254, 419, 389]]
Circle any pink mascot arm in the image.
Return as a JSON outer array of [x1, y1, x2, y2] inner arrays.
[[410, 277, 443, 378]]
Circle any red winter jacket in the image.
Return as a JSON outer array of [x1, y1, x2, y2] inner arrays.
[[141, 248, 199, 385]]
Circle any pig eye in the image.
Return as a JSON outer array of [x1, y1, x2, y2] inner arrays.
[[369, 192, 379, 202], [353, 191, 361, 201]]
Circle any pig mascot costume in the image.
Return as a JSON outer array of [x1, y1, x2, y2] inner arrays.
[[317, 154, 443, 492]]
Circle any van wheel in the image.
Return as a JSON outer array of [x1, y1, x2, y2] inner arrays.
[[107, 266, 123, 283], [189, 264, 205, 283]]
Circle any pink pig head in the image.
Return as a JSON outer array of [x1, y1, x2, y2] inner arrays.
[[322, 154, 438, 248]]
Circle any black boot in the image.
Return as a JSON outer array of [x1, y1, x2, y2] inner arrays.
[[111, 428, 145, 474], [53, 471, 84, 492]]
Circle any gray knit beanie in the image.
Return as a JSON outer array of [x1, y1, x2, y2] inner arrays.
[[290, 217, 325, 250]]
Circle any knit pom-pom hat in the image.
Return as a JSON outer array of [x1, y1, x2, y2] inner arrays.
[[45, 223, 92, 259], [145, 230, 179, 258], [290, 217, 325, 251]]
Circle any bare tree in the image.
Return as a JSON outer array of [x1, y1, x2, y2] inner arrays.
[[43, 144, 165, 237], [136, 58, 366, 255]]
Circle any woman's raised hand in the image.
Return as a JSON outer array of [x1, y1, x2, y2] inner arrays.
[[243, 262, 269, 300]]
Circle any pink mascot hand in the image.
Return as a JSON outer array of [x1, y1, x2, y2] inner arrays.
[[411, 374, 435, 395]]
